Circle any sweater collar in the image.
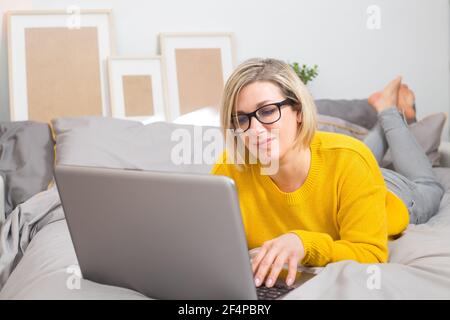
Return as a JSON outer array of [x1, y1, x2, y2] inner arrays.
[[252, 132, 323, 205]]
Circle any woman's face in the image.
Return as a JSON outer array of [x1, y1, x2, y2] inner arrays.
[[235, 81, 301, 164]]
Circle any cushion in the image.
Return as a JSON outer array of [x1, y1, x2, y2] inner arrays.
[[0, 121, 55, 217], [432, 167, 450, 191], [315, 98, 379, 129], [51, 117, 224, 174], [317, 114, 369, 140]]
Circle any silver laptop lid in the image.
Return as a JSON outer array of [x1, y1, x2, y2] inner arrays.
[[54, 164, 257, 300]]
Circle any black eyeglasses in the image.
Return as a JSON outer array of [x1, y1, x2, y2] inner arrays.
[[232, 98, 297, 133]]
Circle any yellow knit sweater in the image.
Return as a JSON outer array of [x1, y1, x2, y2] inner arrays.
[[211, 131, 409, 267]]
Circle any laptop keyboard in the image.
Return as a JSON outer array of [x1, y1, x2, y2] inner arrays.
[[256, 282, 293, 300]]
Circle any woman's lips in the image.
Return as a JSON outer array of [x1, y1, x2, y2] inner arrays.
[[256, 137, 274, 148]]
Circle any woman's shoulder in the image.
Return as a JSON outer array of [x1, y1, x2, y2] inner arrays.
[[315, 130, 366, 149], [210, 151, 229, 175], [313, 131, 385, 187], [210, 151, 250, 177], [314, 131, 377, 168]]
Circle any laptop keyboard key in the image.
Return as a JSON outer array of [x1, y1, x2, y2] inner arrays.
[[257, 285, 294, 300]]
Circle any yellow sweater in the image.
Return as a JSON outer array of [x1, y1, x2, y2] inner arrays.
[[211, 131, 409, 267]]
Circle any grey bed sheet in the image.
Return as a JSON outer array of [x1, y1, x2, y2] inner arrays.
[[1, 168, 450, 299]]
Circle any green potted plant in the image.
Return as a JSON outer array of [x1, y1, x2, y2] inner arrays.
[[289, 62, 319, 85]]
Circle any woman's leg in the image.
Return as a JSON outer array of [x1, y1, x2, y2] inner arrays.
[[365, 81, 417, 165], [378, 108, 432, 181], [363, 122, 389, 165], [378, 107, 445, 224], [368, 77, 444, 223]]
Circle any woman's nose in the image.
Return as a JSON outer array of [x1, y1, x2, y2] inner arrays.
[[248, 116, 266, 133]]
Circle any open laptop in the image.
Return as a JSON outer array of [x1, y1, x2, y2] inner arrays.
[[54, 164, 316, 300]]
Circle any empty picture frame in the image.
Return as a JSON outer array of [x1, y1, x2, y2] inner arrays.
[[108, 57, 168, 123], [160, 32, 235, 121], [7, 10, 114, 123]]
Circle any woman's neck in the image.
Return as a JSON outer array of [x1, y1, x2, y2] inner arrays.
[[269, 146, 311, 193]]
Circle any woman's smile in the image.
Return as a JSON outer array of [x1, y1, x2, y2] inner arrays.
[[256, 137, 275, 148]]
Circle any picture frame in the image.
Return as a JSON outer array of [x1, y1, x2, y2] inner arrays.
[[7, 9, 115, 122], [108, 56, 168, 123], [159, 32, 236, 121]]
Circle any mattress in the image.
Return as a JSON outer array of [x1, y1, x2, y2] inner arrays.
[[1, 168, 450, 299]]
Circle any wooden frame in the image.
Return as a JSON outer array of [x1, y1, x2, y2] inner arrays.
[[7, 9, 115, 122], [159, 32, 236, 121], [108, 56, 168, 123]]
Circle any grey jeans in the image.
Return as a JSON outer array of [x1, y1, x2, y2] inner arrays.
[[363, 107, 445, 224]]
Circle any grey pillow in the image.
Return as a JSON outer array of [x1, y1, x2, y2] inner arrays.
[[52, 117, 224, 174], [0, 121, 55, 217], [317, 114, 369, 140], [315, 99, 379, 129]]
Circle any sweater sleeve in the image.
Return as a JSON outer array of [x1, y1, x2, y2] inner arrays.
[[290, 152, 389, 267]]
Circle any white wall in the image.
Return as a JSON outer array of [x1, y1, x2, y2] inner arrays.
[[0, 0, 449, 136]]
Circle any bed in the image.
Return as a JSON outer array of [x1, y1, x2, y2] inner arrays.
[[1, 169, 450, 299], [1, 106, 450, 299]]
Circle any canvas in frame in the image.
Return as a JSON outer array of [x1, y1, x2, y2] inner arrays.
[[159, 32, 235, 121], [7, 10, 114, 123], [108, 57, 168, 123]]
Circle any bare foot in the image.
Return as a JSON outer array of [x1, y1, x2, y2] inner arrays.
[[369, 76, 402, 113], [368, 91, 382, 108], [398, 84, 416, 122]]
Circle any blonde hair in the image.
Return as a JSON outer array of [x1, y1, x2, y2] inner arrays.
[[220, 58, 317, 168]]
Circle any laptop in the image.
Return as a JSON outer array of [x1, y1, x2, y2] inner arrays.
[[54, 164, 316, 300]]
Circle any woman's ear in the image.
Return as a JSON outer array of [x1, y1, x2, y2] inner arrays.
[[296, 110, 302, 123]]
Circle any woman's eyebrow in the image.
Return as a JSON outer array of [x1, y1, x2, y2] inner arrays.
[[256, 100, 272, 107]]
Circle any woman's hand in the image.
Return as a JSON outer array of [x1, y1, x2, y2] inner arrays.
[[250, 233, 305, 287]]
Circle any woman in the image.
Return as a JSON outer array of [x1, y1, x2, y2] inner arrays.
[[211, 58, 445, 288]]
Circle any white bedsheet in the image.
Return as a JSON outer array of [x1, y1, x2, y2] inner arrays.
[[1, 168, 450, 299]]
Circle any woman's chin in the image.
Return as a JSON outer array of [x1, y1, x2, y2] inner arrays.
[[256, 148, 280, 166], [246, 140, 282, 166]]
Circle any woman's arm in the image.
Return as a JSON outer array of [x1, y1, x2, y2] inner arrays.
[[291, 152, 389, 267]]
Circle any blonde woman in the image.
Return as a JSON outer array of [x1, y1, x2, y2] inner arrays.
[[211, 58, 444, 288]]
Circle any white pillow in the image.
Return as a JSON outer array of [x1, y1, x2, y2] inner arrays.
[[173, 106, 220, 127]]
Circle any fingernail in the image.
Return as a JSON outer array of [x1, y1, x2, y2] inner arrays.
[[255, 278, 261, 286], [287, 277, 294, 286], [266, 278, 273, 287]]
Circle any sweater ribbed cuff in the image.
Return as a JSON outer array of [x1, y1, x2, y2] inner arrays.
[[289, 230, 333, 267]]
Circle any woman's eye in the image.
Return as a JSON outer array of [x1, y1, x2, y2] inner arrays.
[[237, 115, 249, 124], [259, 107, 276, 117]]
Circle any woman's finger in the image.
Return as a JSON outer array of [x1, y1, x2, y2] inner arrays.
[[265, 251, 288, 288], [251, 243, 270, 273], [286, 253, 299, 286], [254, 245, 280, 287], [249, 247, 261, 260]]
